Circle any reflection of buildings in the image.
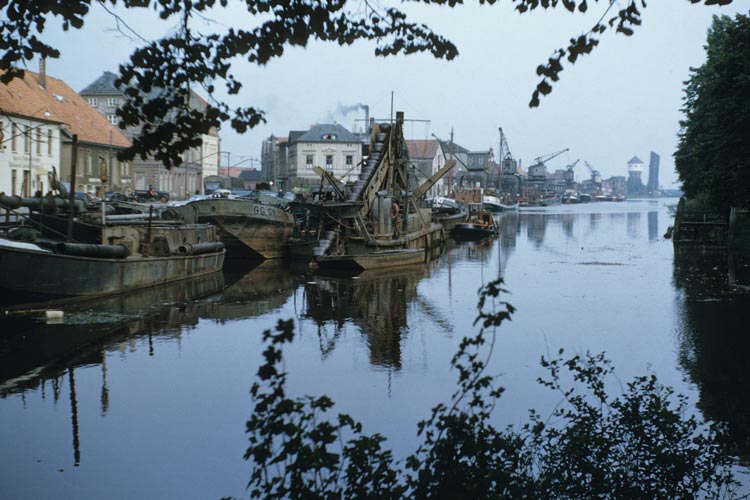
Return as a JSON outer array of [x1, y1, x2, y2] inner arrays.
[[525, 213, 548, 248], [303, 266, 427, 369], [626, 212, 641, 239], [589, 213, 601, 231], [648, 211, 659, 241], [673, 247, 750, 458], [497, 213, 520, 276], [561, 214, 575, 239]]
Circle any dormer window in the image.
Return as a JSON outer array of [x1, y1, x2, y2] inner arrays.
[[322, 134, 337, 140]]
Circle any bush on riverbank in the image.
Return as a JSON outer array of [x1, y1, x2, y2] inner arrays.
[[231, 279, 744, 500]]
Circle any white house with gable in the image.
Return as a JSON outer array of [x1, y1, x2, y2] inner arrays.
[[286, 124, 362, 188]]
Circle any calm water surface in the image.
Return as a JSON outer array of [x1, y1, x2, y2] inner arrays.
[[2, 198, 749, 499]]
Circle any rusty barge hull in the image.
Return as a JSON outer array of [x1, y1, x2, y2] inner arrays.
[[171, 198, 294, 259], [316, 248, 425, 272], [208, 215, 293, 259], [0, 243, 225, 299]]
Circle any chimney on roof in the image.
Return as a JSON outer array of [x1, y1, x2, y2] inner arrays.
[[39, 57, 46, 90]]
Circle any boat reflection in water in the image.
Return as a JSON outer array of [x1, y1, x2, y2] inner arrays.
[[0, 261, 300, 470], [0, 271, 226, 396], [0, 258, 302, 397], [303, 264, 429, 369], [205, 260, 298, 322], [673, 245, 750, 461]]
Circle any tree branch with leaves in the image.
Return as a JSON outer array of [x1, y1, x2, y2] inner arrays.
[[0, 0, 736, 169]]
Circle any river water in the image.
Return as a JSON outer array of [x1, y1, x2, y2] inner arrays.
[[2, 198, 749, 499]]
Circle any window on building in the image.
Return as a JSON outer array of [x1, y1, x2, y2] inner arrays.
[[107, 114, 118, 125], [86, 150, 93, 174], [322, 134, 337, 140], [325, 155, 333, 170], [305, 154, 313, 169], [36, 128, 41, 155], [346, 155, 353, 167], [11, 169, 17, 195], [24, 126, 30, 154], [107, 97, 118, 107], [87, 97, 98, 106], [11, 124, 16, 152], [47, 130, 53, 155]]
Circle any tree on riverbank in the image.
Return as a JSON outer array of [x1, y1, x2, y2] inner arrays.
[[233, 279, 744, 499], [675, 12, 750, 213], [0, 1, 734, 168]]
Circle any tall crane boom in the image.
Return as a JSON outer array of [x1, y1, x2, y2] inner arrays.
[[564, 159, 580, 185], [584, 161, 602, 187], [533, 148, 569, 165], [498, 127, 513, 162]]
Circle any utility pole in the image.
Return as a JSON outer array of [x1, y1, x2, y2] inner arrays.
[[108, 128, 112, 192], [67, 134, 78, 242], [449, 127, 454, 198]]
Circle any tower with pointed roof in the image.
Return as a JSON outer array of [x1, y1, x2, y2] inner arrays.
[[626, 155, 645, 195]]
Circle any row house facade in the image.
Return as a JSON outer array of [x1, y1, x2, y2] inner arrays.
[[260, 134, 288, 190], [79, 71, 220, 199], [262, 124, 363, 192], [261, 124, 492, 197], [1, 65, 131, 198], [286, 124, 363, 189]]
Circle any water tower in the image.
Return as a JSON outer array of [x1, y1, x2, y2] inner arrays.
[[627, 156, 645, 195]]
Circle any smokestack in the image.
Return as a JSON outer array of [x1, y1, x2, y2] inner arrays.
[[39, 57, 46, 90], [363, 104, 369, 134]]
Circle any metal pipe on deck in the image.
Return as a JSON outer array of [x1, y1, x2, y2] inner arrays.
[[54, 242, 130, 258], [0, 193, 87, 214], [176, 242, 224, 256]]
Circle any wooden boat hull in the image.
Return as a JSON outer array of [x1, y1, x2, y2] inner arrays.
[[434, 211, 467, 233], [491, 203, 519, 212], [482, 197, 519, 213], [316, 249, 425, 272], [171, 198, 295, 259], [0, 244, 225, 299], [453, 223, 496, 242]]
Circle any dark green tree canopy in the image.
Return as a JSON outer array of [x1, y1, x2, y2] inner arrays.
[[0, 0, 734, 168], [675, 12, 750, 212]]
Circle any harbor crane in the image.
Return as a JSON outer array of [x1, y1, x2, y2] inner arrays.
[[533, 148, 569, 165], [564, 159, 580, 186], [498, 128, 514, 162], [584, 161, 602, 189], [528, 148, 569, 181], [498, 127, 522, 194]]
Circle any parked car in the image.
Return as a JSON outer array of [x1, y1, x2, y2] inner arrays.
[[104, 191, 126, 202], [130, 189, 170, 203], [74, 192, 97, 204]]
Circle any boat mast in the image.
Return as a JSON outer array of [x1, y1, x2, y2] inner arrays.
[[66, 134, 78, 242]]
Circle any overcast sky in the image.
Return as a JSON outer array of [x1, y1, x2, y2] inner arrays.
[[29, 1, 745, 187]]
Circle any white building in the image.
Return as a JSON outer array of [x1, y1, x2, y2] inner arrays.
[[0, 113, 63, 197], [1, 66, 131, 198], [286, 124, 362, 188]]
